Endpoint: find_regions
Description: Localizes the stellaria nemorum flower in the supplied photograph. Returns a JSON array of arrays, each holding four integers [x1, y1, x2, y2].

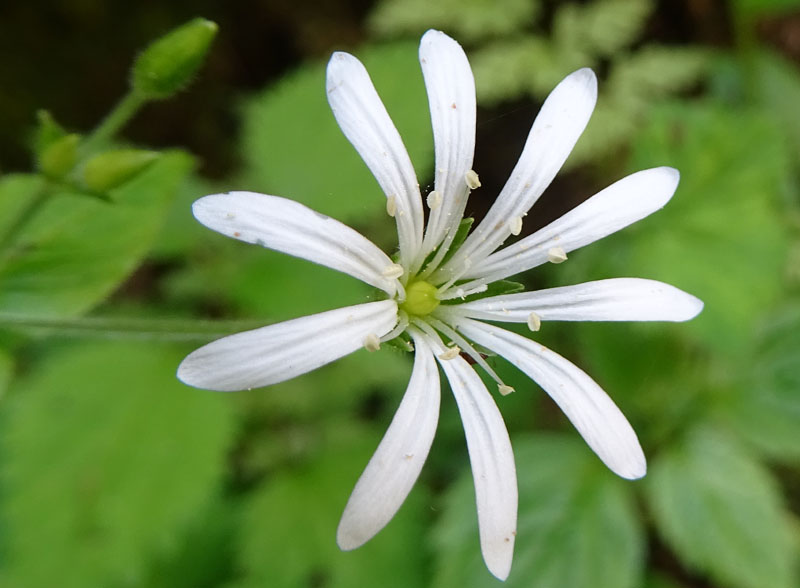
[[177, 30, 703, 580]]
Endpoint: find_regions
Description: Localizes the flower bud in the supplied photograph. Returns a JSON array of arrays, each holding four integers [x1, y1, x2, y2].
[[83, 149, 160, 193], [131, 18, 218, 100], [38, 133, 80, 179]]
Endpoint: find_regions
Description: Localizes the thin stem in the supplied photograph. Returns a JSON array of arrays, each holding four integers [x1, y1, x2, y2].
[[79, 91, 148, 158], [0, 313, 266, 343]]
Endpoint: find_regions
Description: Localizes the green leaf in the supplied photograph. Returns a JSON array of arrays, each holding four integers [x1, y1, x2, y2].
[[0, 347, 12, 400], [731, 0, 800, 17], [471, 36, 561, 104], [750, 49, 800, 161], [645, 428, 798, 588], [231, 432, 426, 588], [0, 341, 234, 588], [570, 47, 710, 168], [240, 40, 432, 225], [0, 174, 46, 245], [723, 305, 800, 460], [554, 0, 653, 59], [0, 151, 193, 318], [140, 499, 236, 588], [433, 434, 644, 587], [566, 102, 791, 356], [562, 322, 706, 448], [628, 104, 790, 354], [368, 0, 539, 42]]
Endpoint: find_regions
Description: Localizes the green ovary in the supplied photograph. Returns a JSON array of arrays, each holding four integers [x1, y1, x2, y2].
[[401, 280, 440, 317]]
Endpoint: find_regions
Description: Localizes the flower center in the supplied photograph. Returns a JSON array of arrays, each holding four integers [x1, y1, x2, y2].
[[400, 279, 440, 317]]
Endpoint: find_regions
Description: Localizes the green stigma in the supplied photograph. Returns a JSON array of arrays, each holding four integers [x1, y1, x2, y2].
[[401, 280, 440, 317]]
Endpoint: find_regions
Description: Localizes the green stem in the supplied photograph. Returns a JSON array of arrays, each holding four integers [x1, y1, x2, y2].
[[79, 91, 147, 158], [0, 313, 265, 343]]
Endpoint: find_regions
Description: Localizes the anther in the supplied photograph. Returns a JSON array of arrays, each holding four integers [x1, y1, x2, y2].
[[547, 246, 568, 264], [465, 170, 481, 189], [438, 345, 461, 360], [386, 195, 397, 217], [498, 384, 515, 396], [527, 311, 541, 332], [363, 333, 381, 352], [509, 216, 523, 236], [426, 190, 442, 210], [382, 263, 404, 279]]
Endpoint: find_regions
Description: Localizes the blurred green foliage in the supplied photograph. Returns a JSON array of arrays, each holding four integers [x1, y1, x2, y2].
[[0, 1, 799, 587]]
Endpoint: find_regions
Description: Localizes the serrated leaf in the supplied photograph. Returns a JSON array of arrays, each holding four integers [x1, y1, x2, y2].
[[645, 428, 797, 588], [240, 40, 432, 225], [554, 0, 653, 59], [0, 341, 234, 588], [433, 434, 644, 587], [0, 152, 193, 318], [723, 305, 800, 460], [569, 46, 710, 168], [471, 35, 581, 105], [231, 433, 426, 588], [368, 0, 539, 42]]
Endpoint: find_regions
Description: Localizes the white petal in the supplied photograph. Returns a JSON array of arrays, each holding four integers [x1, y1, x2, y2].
[[439, 68, 597, 278], [193, 192, 398, 295], [178, 300, 398, 391], [454, 278, 704, 323], [327, 52, 424, 267], [337, 333, 440, 549], [426, 330, 517, 580], [418, 30, 476, 261], [456, 318, 646, 480], [470, 167, 679, 283]]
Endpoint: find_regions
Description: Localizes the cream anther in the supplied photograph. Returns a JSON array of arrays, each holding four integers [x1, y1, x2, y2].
[[527, 311, 541, 332], [465, 170, 481, 189], [509, 216, 523, 236], [382, 263, 404, 279], [386, 195, 397, 217], [426, 190, 442, 210], [547, 246, 568, 264], [498, 384, 515, 396], [438, 345, 461, 360], [363, 333, 381, 352]]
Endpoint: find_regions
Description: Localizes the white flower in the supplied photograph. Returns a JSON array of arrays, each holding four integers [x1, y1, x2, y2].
[[178, 30, 703, 581]]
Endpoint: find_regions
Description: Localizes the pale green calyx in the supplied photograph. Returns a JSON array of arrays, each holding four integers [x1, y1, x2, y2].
[[401, 280, 440, 317], [131, 17, 218, 99]]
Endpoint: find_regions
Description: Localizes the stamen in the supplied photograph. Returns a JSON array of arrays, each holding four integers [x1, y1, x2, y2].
[[363, 333, 381, 352], [547, 246, 568, 264], [438, 282, 487, 301], [380, 311, 410, 343], [509, 216, 523, 236], [498, 384, 515, 396], [465, 170, 481, 189], [527, 311, 541, 332], [386, 195, 397, 217], [437, 258, 472, 295], [426, 190, 442, 210], [428, 317, 506, 388], [382, 263, 404, 279], [438, 345, 461, 360]]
